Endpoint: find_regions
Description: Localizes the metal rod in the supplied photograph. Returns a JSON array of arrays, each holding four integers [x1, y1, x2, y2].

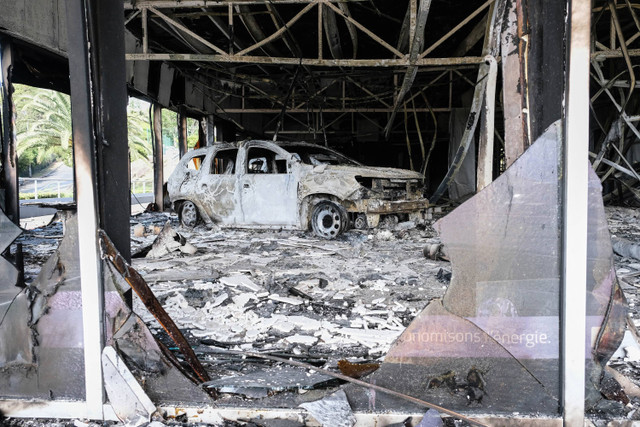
[[419, 0, 495, 59], [562, 0, 590, 424], [202, 347, 489, 427], [148, 6, 227, 55], [324, 1, 404, 58], [236, 3, 315, 56], [100, 231, 212, 386], [608, 0, 636, 108], [383, 0, 432, 138]]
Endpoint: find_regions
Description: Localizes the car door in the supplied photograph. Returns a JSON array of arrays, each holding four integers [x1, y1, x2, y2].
[[239, 143, 298, 226], [194, 147, 241, 225]]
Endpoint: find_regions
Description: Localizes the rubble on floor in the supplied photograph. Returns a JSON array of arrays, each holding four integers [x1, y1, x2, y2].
[[7, 191, 640, 424]]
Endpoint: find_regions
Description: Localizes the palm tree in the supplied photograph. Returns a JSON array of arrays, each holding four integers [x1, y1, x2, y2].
[[14, 85, 153, 172], [14, 85, 73, 168]]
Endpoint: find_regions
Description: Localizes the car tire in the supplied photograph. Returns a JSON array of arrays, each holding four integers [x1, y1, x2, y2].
[[180, 201, 199, 227], [311, 201, 347, 239]]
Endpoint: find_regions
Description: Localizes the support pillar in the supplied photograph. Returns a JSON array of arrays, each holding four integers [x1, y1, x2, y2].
[[178, 110, 188, 158], [65, 0, 130, 416], [153, 103, 164, 211], [205, 115, 215, 146], [528, 0, 565, 141], [501, 0, 530, 167], [562, 0, 590, 425], [1, 41, 19, 225]]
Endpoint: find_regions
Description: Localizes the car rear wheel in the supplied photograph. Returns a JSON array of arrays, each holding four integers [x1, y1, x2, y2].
[[180, 201, 199, 227], [311, 201, 347, 239]]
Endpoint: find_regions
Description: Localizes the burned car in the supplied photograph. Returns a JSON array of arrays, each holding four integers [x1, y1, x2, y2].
[[167, 140, 429, 238]]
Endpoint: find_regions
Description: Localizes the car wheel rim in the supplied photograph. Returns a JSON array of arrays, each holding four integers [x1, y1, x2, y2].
[[182, 202, 198, 227], [354, 214, 367, 230], [314, 204, 342, 238]]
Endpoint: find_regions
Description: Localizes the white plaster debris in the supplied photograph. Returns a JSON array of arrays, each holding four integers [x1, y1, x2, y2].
[[219, 274, 262, 292], [126, 217, 449, 359], [268, 294, 304, 305]]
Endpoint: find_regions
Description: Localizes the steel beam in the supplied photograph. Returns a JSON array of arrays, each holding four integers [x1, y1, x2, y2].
[[0, 41, 19, 225], [124, 0, 363, 8], [592, 47, 640, 58], [125, 53, 487, 67], [153, 103, 164, 211], [215, 107, 451, 113], [562, 0, 590, 425]]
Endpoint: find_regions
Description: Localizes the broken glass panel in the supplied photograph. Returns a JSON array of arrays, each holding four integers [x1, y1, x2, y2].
[[0, 212, 209, 405], [0, 212, 85, 399], [344, 120, 626, 414]]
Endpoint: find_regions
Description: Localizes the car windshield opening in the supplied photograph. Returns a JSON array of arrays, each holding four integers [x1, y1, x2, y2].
[[286, 145, 359, 166]]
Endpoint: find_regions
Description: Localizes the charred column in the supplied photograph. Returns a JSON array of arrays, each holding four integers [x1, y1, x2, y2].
[[1, 41, 19, 225], [66, 0, 131, 414], [528, 0, 566, 141], [178, 109, 188, 158], [153, 103, 164, 211], [205, 115, 215, 146]]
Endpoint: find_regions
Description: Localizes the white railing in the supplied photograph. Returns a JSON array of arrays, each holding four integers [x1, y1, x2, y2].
[[19, 178, 153, 200]]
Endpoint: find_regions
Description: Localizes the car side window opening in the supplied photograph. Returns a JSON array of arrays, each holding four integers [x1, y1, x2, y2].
[[210, 149, 238, 174], [187, 155, 206, 171], [246, 147, 286, 174]]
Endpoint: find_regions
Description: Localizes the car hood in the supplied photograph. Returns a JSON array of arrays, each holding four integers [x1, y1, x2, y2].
[[309, 164, 425, 180]]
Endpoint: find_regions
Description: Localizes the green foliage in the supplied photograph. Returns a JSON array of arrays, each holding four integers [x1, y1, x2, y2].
[[20, 191, 73, 200], [162, 109, 179, 147], [127, 98, 153, 163], [14, 85, 73, 171], [13, 85, 154, 175]]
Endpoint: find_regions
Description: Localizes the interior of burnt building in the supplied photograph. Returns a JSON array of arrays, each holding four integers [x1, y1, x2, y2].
[[1, 0, 640, 425]]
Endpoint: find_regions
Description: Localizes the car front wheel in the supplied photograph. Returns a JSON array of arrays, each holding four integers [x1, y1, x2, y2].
[[180, 201, 199, 227], [311, 201, 347, 239]]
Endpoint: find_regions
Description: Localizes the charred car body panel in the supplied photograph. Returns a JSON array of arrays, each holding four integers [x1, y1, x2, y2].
[[167, 140, 429, 236]]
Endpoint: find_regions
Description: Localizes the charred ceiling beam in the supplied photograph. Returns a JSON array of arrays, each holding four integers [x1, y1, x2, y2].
[[124, 0, 366, 9], [125, 53, 487, 67], [214, 107, 451, 113]]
